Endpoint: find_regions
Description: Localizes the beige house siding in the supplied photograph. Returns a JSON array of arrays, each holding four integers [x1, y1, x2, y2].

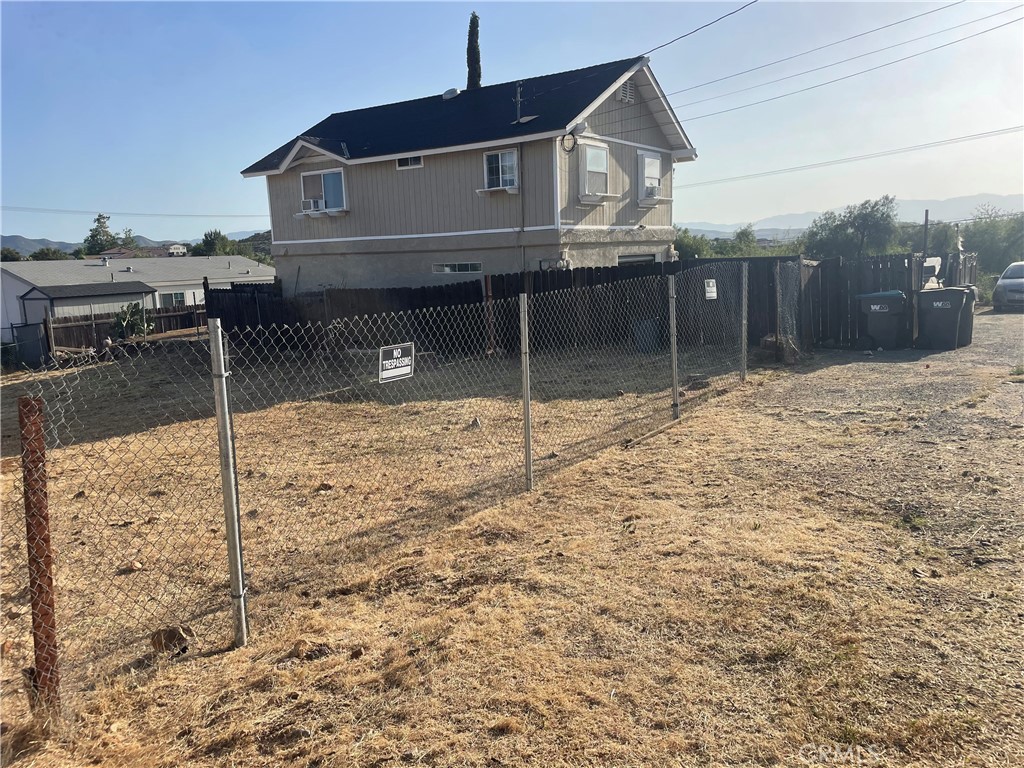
[[586, 88, 673, 148], [557, 139, 673, 229], [269, 142, 554, 244]]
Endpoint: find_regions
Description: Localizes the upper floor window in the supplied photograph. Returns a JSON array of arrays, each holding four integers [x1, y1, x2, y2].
[[637, 151, 664, 206], [583, 144, 609, 195], [484, 149, 518, 189], [301, 169, 345, 211], [396, 156, 423, 169]]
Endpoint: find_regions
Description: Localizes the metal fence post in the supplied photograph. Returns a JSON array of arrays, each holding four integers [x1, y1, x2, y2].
[[208, 318, 249, 648], [740, 261, 749, 383], [519, 290, 534, 491], [18, 396, 61, 724], [667, 273, 680, 419]]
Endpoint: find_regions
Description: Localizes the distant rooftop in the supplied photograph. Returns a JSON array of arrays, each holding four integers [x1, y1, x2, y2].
[[1, 255, 275, 288]]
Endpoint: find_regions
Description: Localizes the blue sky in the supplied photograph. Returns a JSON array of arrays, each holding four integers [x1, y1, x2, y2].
[[2, 1, 1021, 242]]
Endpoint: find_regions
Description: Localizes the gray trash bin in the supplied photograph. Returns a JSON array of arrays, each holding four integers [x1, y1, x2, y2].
[[856, 290, 908, 350]]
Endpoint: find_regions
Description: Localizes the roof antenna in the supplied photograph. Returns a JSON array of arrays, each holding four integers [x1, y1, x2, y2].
[[515, 80, 522, 123]]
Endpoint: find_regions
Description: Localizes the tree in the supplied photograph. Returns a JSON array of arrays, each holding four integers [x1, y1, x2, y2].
[[192, 229, 232, 257], [1, 247, 23, 261], [673, 227, 712, 259], [84, 213, 120, 255], [804, 196, 898, 260], [466, 12, 481, 90], [111, 302, 153, 340], [29, 247, 71, 261], [120, 228, 138, 250], [963, 206, 1024, 275]]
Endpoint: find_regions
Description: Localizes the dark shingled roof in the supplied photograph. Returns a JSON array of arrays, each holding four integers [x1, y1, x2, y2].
[[242, 57, 644, 175], [24, 282, 156, 299]]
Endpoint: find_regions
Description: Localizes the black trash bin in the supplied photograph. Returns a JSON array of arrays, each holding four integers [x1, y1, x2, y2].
[[916, 288, 969, 350], [856, 290, 908, 350], [955, 286, 977, 346]]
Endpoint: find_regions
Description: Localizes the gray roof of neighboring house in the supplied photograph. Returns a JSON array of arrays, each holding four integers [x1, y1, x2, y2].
[[22, 282, 157, 300], [1, 255, 275, 289]]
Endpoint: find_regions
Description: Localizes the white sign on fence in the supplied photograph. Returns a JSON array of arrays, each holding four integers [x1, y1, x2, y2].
[[704, 279, 718, 300], [378, 343, 415, 383]]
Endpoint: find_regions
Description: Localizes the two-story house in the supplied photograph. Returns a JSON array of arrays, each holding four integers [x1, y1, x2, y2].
[[242, 56, 696, 294]]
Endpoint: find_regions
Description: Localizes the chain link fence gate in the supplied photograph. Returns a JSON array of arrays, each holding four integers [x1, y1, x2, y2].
[[2, 258, 762, 724]]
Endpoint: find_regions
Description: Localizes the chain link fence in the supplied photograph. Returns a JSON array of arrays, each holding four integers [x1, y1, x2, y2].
[[2, 259, 771, 726], [1, 339, 227, 724]]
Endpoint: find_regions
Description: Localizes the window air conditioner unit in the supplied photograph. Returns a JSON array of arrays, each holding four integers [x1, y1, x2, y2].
[[302, 198, 324, 211], [644, 185, 662, 199]]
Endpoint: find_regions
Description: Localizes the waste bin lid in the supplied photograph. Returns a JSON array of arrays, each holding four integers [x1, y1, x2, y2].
[[856, 290, 906, 299]]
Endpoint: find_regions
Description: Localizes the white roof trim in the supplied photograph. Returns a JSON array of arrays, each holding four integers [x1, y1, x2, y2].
[[564, 57, 649, 132], [642, 64, 695, 153], [568, 61, 696, 157], [243, 131, 567, 176], [242, 139, 351, 178]]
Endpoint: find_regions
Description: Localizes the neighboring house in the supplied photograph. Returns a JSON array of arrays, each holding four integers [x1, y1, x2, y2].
[[168, 244, 188, 257], [0, 255, 275, 342], [242, 56, 696, 294], [100, 246, 175, 259]]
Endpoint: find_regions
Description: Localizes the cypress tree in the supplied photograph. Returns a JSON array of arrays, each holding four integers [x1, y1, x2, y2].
[[466, 12, 481, 90]]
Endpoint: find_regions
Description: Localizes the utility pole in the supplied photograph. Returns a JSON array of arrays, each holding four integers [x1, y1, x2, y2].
[[922, 209, 929, 259], [515, 81, 523, 124]]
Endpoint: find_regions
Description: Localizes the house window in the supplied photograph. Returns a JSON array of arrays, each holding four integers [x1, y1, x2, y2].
[[159, 292, 186, 308], [637, 151, 663, 204], [301, 169, 345, 211], [483, 149, 518, 189], [583, 145, 609, 195], [396, 156, 423, 169], [432, 262, 483, 274]]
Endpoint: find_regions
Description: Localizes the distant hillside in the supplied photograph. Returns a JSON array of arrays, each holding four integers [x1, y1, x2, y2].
[[237, 230, 271, 259], [2, 235, 80, 256], [3, 233, 182, 256]]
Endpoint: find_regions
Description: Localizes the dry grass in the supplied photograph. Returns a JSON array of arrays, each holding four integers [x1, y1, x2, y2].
[[1, 316, 1022, 767]]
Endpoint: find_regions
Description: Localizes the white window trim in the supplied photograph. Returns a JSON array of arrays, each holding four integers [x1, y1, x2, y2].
[[637, 150, 668, 208], [395, 156, 423, 170], [297, 167, 348, 217], [578, 140, 616, 205], [477, 148, 520, 195]]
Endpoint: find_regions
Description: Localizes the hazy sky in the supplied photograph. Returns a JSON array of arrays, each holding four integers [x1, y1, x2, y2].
[[2, 1, 1022, 242]]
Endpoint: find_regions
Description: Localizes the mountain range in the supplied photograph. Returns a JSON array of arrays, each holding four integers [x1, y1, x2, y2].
[[2, 231, 265, 256], [676, 193, 1023, 240]]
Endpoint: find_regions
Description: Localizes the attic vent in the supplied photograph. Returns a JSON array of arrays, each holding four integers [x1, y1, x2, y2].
[[442, 88, 461, 100], [617, 80, 636, 104]]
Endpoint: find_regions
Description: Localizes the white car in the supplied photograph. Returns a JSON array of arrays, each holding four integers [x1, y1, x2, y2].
[[992, 261, 1024, 312]]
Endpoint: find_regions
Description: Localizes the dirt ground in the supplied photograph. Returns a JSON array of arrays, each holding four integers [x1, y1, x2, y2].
[[2, 310, 1022, 767]]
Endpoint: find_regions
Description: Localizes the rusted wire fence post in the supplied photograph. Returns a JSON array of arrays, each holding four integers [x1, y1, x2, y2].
[[18, 396, 61, 724]]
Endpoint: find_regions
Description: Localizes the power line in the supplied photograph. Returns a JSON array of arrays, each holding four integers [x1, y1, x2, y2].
[[671, 0, 967, 95], [530, 0, 762, 100], [578, 0, 978, 124], [641, 0, 760, 56], [2, 206, 269, 218], [680, 17, 1022, 122], [673, 126, 1024, 189], [675, 5, 1020, 110]]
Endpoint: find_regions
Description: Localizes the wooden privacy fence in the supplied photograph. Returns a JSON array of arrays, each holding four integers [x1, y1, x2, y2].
[[800, 254, 925, 348], [49, 305, 208, 350], [206, 257, 804, 352]]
